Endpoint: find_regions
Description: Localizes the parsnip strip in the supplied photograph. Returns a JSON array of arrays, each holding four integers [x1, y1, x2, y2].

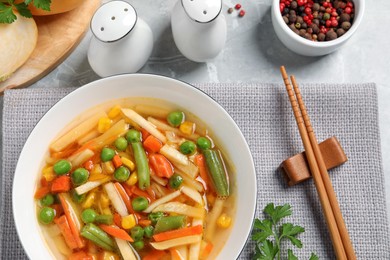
[[104, 182, 129, 216], [205, 198, 225, 241], [88, 119, 129, 151], [77, 129, 100, 145], [189, 218, 204, 260], [181, 186, 203, 205], [153, 202, 205, 219], [160, 144, 189, 166], [148, 117, 200, 141], [69, 149, 94, 167], [143, 190, 181, 213], [150, 235, 201, 250], [175, 171, 204, 193], [122, 109, 167, 143], [173, 160, 199, 179], [75, 177, 110, 195], [115, 238, 138, 260], [50, 111, 106, 152]]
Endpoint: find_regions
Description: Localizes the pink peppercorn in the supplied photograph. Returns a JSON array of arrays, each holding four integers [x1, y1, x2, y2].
[[239, 9, 245, 17], [331, 19, 338, 27], [235, 3, 241, 10], [345, 7, 352, 14]]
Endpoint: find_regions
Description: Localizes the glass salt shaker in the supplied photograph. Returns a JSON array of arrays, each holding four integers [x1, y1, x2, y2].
[[88, 1, 153, 77], [171, 0, 227, 62]]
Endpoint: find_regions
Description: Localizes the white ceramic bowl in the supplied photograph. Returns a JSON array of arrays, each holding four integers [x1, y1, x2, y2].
[[12, 74, 257, 259], [271, 0, 365, 56]]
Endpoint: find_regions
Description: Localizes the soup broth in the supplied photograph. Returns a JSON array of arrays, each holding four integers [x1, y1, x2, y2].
[[34, 98, 236, 260]]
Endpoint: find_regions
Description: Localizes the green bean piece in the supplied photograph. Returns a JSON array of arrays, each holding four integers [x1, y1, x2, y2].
[[197, 137, 212, 150], [53, 159, 72, 175], [81, 209, 97, 223], [148, 212, 165, 225], [132, 240, 144, 251], [154, 215, 186, 234], [81, 223, 115, 251], [179, 141, 196, 155], [71, 168, 89, 186], [131, 142, 150, 190], [101, 147, 115, 162], [71, 189, 86, 203], [115, 137, 128, 151], [167, 111, 184, 127], [144, 225, 154, 238], [132, 196, 149, 212], [130, 225, 145, 241], [203, 149, 230, 197], [40, 194, 55, 206], [95, 214, 114, 225], [39, 207, 56, 224], [169, 174, 183, 189], [114, 166, 130, 182], [126, 129, 142, 143]]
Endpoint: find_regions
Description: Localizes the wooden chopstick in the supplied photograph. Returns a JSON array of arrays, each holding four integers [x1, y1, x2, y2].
[[280, 66, 348, 260], [290, 75, 356, 260]]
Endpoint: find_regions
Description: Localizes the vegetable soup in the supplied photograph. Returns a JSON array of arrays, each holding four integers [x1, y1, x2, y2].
[[34, 98, 236, 260]]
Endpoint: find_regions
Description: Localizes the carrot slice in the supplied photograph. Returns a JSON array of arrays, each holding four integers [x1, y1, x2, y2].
[[58, 193, 86, 249], [114, 182, 135, 214], [51, 143, 79, 159], [34, 186, 51, 199], [148, 154, 174, 178], [51, 204, 64, 218], [112, 154, 123, 168], [143, 250, 168, 260], [113, 213, 122, 228], [138, 219, 152, 227], [143, 135, 163, 153], [152, 225, 203, 242], [83, 160, 94, 171], [99, 224, 134, 242], [200, 241, 214, 259], [68, 250, 93, 260], [51, 176, 72, 193], [170, 248, 184, 260], [141, 128, 151, 142], [130, 185, 154, 202], [54, 215, 78, 250], [194, 154, 211, 191]]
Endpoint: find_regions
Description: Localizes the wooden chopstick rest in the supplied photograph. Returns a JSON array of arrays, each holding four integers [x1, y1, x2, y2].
[[280, 136, 348, 186]]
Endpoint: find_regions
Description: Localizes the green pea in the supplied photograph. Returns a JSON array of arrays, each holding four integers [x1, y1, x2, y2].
[[40, 194, 54, 206], [53, 159, 72, 175], [71, 189, 86, 203], [148, 212, 164, 225], [39, 207, 55, 224], [114, 166, 130, 182], [115, 137, 128, 151], [179, 141, 196, 155], [132, 240, 144, 251], [169, 174, 183, 189], [132, 196, 149, 212], [144, 226, 154, 238], [167, 111, 184, 127], [126, 129, 141, 143], [197, 137, 211, 150], [71, 168, 89, 186], [81, 208, 97, 223], [101, 147, 115, 162], [130, 226, 144, 241]]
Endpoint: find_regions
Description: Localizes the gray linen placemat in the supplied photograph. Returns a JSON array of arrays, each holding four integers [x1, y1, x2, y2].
[[1, 83, 389, 259]]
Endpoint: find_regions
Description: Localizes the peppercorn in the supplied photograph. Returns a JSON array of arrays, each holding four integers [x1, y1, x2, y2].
[[318, 32, 325, 41], [289, 14, 297, 23], [313, 3, 320, 11], [291, 1, 298, 9], [227, 7, 234, 14], [341, 21, 351, 30], [283, 16, 289, 24], [239, 10, 245, 17], [296, 16, 303, 24], [323, 13, 330, 20], [235, 3, 241, 10], [326, 30, 337, 41], [301, 22, 307, 29], [310, 23, 319, 34], [283, 7, 289, 15], [312, 18, 320, 26], [339, 13, 350, 23], [290, 10, 296, 16], [336, 28, 346, 37], [295, 22, 301, 29]]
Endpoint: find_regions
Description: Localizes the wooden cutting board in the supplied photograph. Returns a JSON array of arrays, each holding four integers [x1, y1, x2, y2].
[[0, 0, 101, 94]]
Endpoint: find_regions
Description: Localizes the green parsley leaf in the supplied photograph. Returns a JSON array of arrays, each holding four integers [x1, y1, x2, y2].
[[258, 240, 279, 260], [252, 219, 273, 242], [14, 2, 32, 18], [309, 253, 319, 260], [0, 3, 17, 24], [287, 249, 298, 260], [280, 223, 305, 248], [264, 203, 292, 225], [32, 0, 51, 11]]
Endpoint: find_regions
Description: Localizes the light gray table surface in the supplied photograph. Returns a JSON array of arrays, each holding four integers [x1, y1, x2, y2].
[[1, 0, 390, 233]]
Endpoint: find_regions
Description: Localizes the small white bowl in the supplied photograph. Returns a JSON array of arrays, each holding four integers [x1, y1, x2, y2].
[[12, 74, 257, 259], [271, 0, 365, 56]]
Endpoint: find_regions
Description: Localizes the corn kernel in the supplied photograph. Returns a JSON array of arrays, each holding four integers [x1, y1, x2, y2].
[[126, 171, 138, 186], [89, 164, 107, 181], [82, 192, 96, 209], [102, 161, 115, 174], [101, 251, 121, 260], [100, 192, 110, 208], [108, 105, 122, 119], [121, 157, 135, 171], [206, 193, 216, 205], [217, 213, 232, 229], [102, 207, 112, 215], [98, 117, 112, 133], [121, 214, 137, 230], [42, 166, 56, 182], [179, 121, 195, 135]]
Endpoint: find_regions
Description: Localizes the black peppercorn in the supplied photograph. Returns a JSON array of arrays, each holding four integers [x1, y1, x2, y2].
[[318, 32, 326, 41], [336, 28, 346, 37], [339, 13, 350, 23], [341, 21, 351, 30], [326, 30, 338, 41]]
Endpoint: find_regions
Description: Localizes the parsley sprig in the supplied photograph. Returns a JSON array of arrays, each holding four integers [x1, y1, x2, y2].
[[0, 0, 51, 24], [252, 203, 319, 260]]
